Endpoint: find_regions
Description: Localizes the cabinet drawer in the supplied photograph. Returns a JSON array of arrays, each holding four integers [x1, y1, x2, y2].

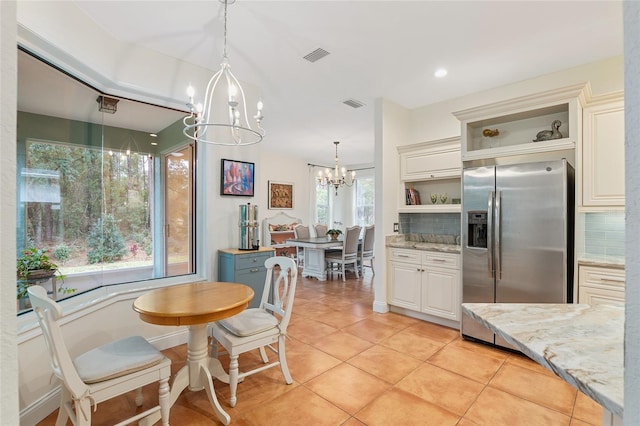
[[388, 248, 421, 263], [235, 253, 272, 270], [579, 266, 625, 289], [422, 252, 459, 269]]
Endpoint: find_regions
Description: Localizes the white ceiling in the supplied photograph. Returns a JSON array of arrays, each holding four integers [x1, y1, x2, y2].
[[52, 1, 625, 166]]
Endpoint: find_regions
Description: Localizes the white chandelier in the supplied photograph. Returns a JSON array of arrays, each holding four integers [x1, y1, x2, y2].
[[183, 0, 264, 146], [317, 141, 356, 195]]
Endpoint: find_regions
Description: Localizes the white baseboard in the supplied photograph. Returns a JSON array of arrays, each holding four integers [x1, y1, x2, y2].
[[19, 329, 189, 426], [389, 305, 460, 330], [372, 300, 389, 313]]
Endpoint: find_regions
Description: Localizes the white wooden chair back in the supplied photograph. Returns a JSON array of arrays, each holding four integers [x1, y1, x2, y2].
[[314, 224, 328, 237], [261, 256, 298, 333], [362, 225, 375, 255], [343, 225, 362, 260], [28, 285, 89, 401], [293, 225, 310, 239]]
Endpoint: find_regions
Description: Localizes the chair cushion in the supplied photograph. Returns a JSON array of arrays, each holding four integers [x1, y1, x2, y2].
[[219, 308, 279, 337], [74, 335, 164, 384]]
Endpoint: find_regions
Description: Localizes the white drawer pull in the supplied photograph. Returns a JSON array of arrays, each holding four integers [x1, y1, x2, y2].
[[397, 254, 411, 258], [431, 258, 446, 262]]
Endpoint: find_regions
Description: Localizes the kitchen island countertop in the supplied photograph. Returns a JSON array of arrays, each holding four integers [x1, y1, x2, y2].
[[462, 303, 623, 419]]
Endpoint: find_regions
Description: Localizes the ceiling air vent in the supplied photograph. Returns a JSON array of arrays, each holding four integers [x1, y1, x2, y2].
[[303, 48, 330, 63], [342, 99, 365, 109]]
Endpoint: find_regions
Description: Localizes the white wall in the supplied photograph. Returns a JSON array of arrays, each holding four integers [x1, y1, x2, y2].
[[258, 150, 311, 228], [1, 1, 19, 424]]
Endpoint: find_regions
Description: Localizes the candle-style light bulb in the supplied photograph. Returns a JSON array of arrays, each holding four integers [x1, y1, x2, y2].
[[257, 100, 263, 111], [186, 85, 195, 98]]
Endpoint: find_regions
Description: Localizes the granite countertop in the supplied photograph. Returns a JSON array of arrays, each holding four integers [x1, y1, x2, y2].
[[385, 234, 461, 254], [578, 256, 625, 269], [462, 303, 623, 418]]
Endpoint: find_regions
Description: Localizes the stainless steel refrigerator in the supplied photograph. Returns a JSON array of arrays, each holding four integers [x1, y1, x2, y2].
[[461, 159, 574, 348]]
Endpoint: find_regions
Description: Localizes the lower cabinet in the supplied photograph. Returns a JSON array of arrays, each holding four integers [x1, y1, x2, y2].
[[387, 248, 461, 322], [218, 248, 275, 308], [578, 265, 625, 306]]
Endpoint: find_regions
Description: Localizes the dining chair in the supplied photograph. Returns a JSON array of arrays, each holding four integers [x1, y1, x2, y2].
[[325, 225, 362, 282], [359, 225, 375, 276], [209, 256, 298, 407], [293, 224, 310, 267], [27, 285, 171, 426], [314, 224, 328, 238]]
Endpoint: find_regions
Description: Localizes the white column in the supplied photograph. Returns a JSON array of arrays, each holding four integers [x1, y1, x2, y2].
[[624, 3, 640, 426]]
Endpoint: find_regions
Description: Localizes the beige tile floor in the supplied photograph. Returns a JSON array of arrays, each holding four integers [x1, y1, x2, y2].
[[38, 270, 603, 425]]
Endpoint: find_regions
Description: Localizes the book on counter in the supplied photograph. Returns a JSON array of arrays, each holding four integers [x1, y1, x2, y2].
[[405, 188, 421, 205]]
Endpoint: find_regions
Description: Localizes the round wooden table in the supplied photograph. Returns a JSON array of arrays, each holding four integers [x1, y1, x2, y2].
[[133, 282, 254, 426]]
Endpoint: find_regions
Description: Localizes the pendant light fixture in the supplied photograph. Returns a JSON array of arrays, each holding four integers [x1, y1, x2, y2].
[[183, 0, 264, 146], [317, 141, 356, 195]]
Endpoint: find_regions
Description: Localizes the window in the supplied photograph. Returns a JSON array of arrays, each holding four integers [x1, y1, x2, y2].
[[315, 181, 330, 225], [16, 48, 193, 312], [355, 175, 375, 227]]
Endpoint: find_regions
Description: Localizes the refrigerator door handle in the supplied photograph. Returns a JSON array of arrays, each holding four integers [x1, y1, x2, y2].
[[487, 191, 494, 278], [495, 190, 502, 281]]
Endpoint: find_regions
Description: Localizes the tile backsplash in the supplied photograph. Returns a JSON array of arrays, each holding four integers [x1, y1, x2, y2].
[[399, 213, 461, 238], [581, 211, 625, 259]]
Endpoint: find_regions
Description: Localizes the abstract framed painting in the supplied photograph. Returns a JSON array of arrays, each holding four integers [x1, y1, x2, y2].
[[221, 159, 255, 196]]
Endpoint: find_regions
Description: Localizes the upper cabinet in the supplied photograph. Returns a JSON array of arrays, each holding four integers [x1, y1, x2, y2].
[[453, 83, 588, 162], [397, 137, 461, 213], [580, 93, 625, 208]]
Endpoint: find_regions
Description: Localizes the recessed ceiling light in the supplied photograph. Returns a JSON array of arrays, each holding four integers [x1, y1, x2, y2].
[[434, 68, 448, 78], [150, 142, 158, 146], [150, 133, 158, 137]]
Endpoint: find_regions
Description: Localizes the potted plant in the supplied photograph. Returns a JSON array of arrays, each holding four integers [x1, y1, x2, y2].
[[16, 247, 67, 300], [326, 229, 343, 240]]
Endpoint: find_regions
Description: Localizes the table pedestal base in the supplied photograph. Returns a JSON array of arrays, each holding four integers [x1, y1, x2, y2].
[[140, 324, 230, 426]]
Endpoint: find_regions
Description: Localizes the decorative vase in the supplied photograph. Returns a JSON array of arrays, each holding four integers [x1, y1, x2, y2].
[[330, 234, 339, 240]]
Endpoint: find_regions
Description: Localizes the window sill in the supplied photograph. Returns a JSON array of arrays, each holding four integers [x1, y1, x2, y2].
[[17, 274, 204, 341]]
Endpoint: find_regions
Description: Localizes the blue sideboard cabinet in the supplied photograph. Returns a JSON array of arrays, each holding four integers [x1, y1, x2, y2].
[[218, 247, 275, 308]]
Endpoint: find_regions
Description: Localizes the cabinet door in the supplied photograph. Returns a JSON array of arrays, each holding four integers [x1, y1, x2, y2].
[[399, 139, 460, 181], [582, 99, 625, 207], [387, 260, 422, 311], [421, 267, 460, 321]]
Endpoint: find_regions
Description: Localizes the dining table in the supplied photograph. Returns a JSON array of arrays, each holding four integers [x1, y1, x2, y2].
[[286, 237, 343, 280], [133, 281, 254, 426]]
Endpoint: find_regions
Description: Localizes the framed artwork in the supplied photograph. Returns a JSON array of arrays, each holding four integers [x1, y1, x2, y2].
[[268, 181, 294, 209], [220, 159, 255, 196]]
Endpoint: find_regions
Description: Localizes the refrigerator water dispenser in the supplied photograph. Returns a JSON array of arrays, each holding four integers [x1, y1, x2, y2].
[[467, 211, 487, 248]]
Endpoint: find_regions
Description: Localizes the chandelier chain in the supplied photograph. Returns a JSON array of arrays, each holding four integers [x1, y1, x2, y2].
[[223, 0, 228, 59]]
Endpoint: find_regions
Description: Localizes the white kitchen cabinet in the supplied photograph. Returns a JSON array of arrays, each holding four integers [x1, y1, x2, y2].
[[581, 94, 625, 207], [453, 83, 586, 162], [399, 137, 460, 181], [578, 265, 625, 306], [387, 248, 461, 322], [397, 138, 462, 213]]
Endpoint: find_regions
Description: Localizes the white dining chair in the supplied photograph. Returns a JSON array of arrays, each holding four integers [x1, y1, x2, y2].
[[359, 225, 375, 276], [27, 285, 171, 426], [293, 224, 310, 267], [209, 256, 298, 408], [314, 224, 328, 237], [325, 225, 362, 282]]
